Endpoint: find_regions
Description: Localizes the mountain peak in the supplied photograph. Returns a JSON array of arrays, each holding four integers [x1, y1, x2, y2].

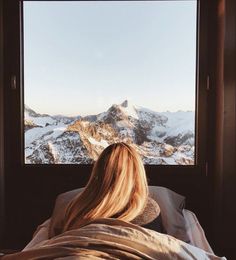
[[120, 99, 135, 108], [118, 100, 138, 119], [121, 100, 129, 107]]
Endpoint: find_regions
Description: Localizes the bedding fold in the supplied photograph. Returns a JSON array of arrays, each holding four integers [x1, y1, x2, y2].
[[2, 218, 226, 260]]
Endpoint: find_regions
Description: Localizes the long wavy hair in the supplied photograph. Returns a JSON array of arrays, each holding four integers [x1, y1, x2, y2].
[[62, 142, 148, 233]]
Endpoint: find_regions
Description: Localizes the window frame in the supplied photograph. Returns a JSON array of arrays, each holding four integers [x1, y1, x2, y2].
[[3, 0, 209, 179]]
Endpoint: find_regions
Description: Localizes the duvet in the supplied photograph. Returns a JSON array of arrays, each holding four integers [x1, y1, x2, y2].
[[2, 218, 226, 260]]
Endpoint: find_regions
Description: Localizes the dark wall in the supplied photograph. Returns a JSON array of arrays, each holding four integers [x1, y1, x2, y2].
[[207, 0, 236, 258], [0, 0, 5, 245], [219, 0, 236, 257]]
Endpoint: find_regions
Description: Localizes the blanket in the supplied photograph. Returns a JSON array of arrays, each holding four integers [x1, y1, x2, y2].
[[2, 219, 226, 260]]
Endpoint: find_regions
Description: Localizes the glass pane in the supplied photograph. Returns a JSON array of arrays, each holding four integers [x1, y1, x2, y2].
[[24, 1, 197, 165]]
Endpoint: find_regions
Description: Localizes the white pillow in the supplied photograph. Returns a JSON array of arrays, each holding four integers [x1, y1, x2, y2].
[[49, 186, 189, 242], [148, 186, 189, 242]]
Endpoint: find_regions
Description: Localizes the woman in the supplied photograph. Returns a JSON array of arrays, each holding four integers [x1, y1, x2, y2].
[[49, 142, 163, 238]]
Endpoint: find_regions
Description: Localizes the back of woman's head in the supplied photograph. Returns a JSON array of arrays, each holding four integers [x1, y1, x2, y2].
[[61, 142, 148, 234]]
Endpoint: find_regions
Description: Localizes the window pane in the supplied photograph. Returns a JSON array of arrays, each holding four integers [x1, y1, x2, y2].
[[24, 1, 197, 165]]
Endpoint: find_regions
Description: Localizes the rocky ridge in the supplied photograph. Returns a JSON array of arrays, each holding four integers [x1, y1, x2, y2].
[[24, 101, 195, 165]]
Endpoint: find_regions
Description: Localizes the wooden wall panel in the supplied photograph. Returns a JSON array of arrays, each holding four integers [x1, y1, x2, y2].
[[0, 0, 5, 245]]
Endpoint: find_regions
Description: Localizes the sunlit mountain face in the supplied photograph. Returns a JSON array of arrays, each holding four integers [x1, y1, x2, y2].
[[24, 100, 195, 165]]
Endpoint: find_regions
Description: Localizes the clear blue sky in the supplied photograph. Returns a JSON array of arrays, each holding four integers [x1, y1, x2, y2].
[[24, 1, 197, 116]]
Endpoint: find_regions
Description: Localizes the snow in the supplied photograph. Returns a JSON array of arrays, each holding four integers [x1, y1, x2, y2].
[[120, 106, 138, 119], [119, 102, 139, 119], [161, 111, 194, 136], [24, 102, 195, 165], [25, 124, 67, 147], [148, 125, 167, 141], [162, 157, 176, 164], [25, 112, 57, 127], [148, 111, 194, 141], [116, 119, 135, 129], [25, 147, 34, 157], [97, 111, 107, 121], [48, 141, 59, 163], [136, 106, 160, 116], [88, 137, 109, 148]]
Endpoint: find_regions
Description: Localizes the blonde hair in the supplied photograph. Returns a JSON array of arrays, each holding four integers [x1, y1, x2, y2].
[[62, 142, 148, 233]]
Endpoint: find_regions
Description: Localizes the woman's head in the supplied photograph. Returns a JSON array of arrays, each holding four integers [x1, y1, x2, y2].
[[62, 142, 148, 233]]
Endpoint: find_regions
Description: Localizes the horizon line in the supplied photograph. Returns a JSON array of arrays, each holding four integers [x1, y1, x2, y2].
[[25, 102, 195, 117]]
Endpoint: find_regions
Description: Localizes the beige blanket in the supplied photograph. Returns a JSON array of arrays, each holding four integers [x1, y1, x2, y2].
[[2, 219, 226, 260]]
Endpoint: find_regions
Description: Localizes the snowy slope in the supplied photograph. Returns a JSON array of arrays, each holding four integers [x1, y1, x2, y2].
[[24, 101, 195, 165], [25, 106, 57, 127]]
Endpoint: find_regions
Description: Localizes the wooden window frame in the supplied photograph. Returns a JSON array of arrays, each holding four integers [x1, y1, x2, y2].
[[3, 0, 209, 183]]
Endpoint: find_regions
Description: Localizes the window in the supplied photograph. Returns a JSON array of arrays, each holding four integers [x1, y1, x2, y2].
[[23, 1, 197, 165], [4, 0, 208, 175]]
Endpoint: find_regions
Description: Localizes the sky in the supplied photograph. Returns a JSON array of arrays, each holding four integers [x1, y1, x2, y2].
[[24, 1, 197, 116]]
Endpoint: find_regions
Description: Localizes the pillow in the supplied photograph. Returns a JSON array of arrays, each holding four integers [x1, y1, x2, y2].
[[148, 186, 189, 242], [49, 186, 189, 242]]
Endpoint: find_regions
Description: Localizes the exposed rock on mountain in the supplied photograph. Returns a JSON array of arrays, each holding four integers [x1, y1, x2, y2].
[[24, 101, 195, 165], [67, 120, 120, 161], [24, 119, 41, 132], [164, 131, 194, 146]]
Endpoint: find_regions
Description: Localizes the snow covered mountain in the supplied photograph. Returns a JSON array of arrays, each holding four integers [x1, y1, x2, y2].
[[25, 105, 57, 127], [24, 101, 195, 165]]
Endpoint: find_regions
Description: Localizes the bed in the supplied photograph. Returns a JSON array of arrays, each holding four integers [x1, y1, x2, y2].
[[1, 186, 226, 259]]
